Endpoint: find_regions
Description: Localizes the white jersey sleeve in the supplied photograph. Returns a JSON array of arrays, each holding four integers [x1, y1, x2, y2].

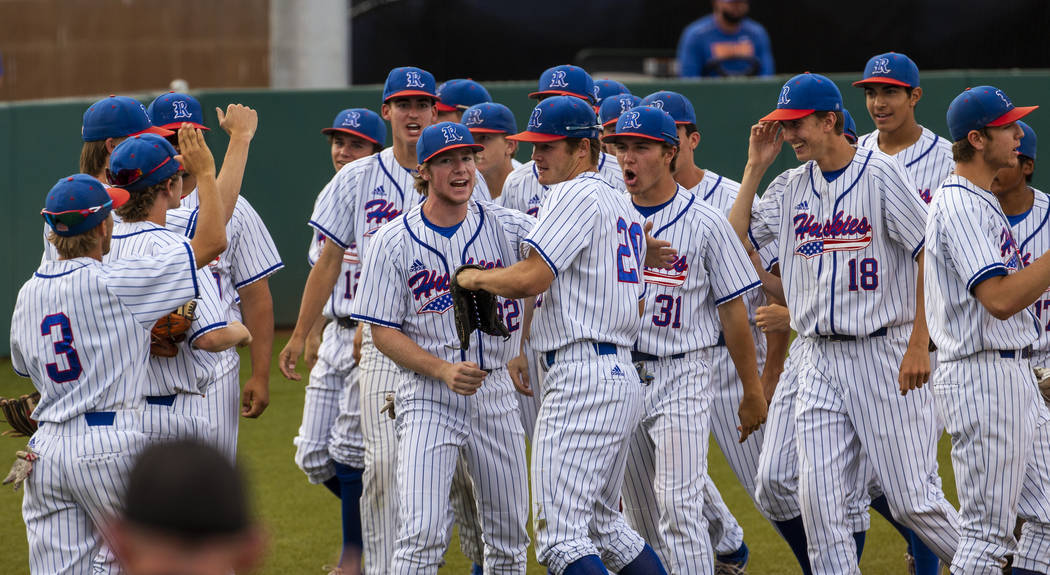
[[228, 198, 284, 289], [877, 155, 929, 258], [103, 242, 201, 329], [309, 163, 361, 250], [523, 181, 597, 274], [1011, 189, 1050, 357], [749, 172, 789, 249], [351, 220, 408, 329]]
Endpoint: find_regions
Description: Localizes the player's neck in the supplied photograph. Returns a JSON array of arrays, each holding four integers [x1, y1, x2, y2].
[[481, 163, 513, 200], [392, 140, 417, 171], [673, 161, 705, 190], [146, 202, 168, 228], [715, 13, 742, 33], [634, 173, 678, 207], [565, 160, 599, 183], [877, 121, 923, 155], [421, 196, 467, 227], [955, 160, 999, 192], [815, 138, 857, 173], [997, 185, 1034, 216]]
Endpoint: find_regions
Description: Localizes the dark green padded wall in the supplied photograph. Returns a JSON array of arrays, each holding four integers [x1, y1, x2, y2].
[[1, 71, 1047, 351]]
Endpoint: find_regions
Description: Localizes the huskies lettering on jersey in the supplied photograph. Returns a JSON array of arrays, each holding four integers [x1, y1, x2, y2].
[[793, 211, 872, 258], [643, 255, 689, 287], [172, 100, 191, 120], [548, 70, 569, 88], [342, 111, 361, 128], [364, 199, 402, 224], [918, 188, 932, 204], [1001, 227, 1022, 270], [408, 257, 504, 314], [871, 58, 892, 75]]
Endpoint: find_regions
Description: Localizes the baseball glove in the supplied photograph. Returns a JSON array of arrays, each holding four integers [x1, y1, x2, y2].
[[1035, 367, 1050, 406], [150, 300, 197, 358], [380, 392, 396, 420], [2, 446, 36, 491], [450, 265, 511, 350], [0, 392, 40, 437]]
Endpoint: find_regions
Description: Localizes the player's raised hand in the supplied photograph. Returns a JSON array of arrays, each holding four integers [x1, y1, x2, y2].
[[898, 344, 931, 395], [216, 104, 258, 140], [755, 304, 791, 333], [173, 125, 216, 178], [279, 337, 305, 381], [441, 361, 487, 396], [643, 221, 677, 269], [737, 391, 767, 443], [507, 354, 532, 396], [746, 121, 784, 169]]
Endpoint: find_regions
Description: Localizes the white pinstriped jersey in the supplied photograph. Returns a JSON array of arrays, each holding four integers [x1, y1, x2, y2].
[[858, 126, 954, 205], [496, 152, 625, 216], [1011, 188, 1050, 355], [525, 172, 646, 351], [351, 200, 533, 370], [925, 174, 1041, 360], [106, 221, 227, 395], [636, 187, 761, 355], [10, 243, 199, 423], [167, 193, 284, 372], [309, 148, 490, 260], [307, 232, 359, 320], [749, 148, 928, 337]]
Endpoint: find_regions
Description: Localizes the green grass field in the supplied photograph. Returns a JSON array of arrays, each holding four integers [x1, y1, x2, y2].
[[0, 334, 959, 574]]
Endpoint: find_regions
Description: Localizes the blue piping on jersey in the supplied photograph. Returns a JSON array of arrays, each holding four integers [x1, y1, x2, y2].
[[808, 164, 820, 199], [715, 280, 762, 306], [522, 239, 558, 277], [653, 187, 693, 237], [765, 257, 779, 272], [404, 213, 464, 362], [703, 175, 722, 202], [376, 153, 407, 203], [112, 227, 167, 240], [832, 150, 873, 213], [183, 243, 200, 298], [598, 152, 606, 172], [941, 183, 1011, 227], [186, 207, 199, 238], [350, 313, 401, 329], [309, 220, 350, 250], [1019, 192, 1050, 254], [905, 134, 938, 168], [966, 263, 1008, 292], [531, 164, 550, 191], [34, 262, 90, 279], [911, 238, 926, 261], [188, 321, 228, 344], [747, 228, 760, 251], [12, 367, 28, 378], [234, 262, 285, 289]]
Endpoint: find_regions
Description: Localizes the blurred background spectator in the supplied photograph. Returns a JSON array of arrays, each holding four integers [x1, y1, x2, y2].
[[676, 0, 774, 78]]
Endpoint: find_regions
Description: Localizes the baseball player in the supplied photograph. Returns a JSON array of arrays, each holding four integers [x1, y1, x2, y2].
[[854, 53, 954, 206], [436, 78, 493, 123], [278, 66, 486, 574], [456, 95, 674, 574], [106, 133, 252, 444], [351, 121, 531, 574], [154, 95, 282, 460], [606, 106, 767, 574], [599, 93, 642, 154], [463, 102, 520, 199], [727, 73, 961, 573], [293, 107, 385, 573], [928, 87, 1050, 574], [10, 125, 228, 574]]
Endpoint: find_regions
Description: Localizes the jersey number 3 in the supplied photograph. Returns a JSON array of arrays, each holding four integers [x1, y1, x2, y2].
[[41, 313, 82, 383], [616, 218, 644, 283]]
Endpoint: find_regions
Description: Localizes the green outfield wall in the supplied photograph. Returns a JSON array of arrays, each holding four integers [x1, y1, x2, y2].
[[1, 70, 1047, 352]]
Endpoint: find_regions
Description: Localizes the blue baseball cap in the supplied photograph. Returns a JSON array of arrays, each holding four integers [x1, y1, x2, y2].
[[416, 122, 484, 164], [508, 96, 600, 143], [82, 96, 174, 142], [1018, 120, 1037, 160], [107, 134, 182, 192], [598, 94, 642, 127], [604, 106, 679, 147], [947, 85, 1038, 142], [322, 108, 386, 146], [147, 92, 209, 131], [843, 109, 858, 143], [42, 174, 129, 237], [436, 79, 492, 112], [529, 65, 595, 103], [853, 52, 920, 89], [762, 73, 843, 122], [462, 103, 517, 135], [593, 79, 631, 106], [382, 66, 438, 103], [640, 91, 697, 125]]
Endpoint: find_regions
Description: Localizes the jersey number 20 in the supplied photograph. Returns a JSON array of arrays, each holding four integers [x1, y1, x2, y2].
[[616, 218, 644, 283], [41, 313, 82, 383]]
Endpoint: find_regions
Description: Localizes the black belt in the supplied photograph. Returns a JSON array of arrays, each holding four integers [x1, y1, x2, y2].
[[820, 327, 888, 342], [997, 347, 1032, 359], [84, 412, 116, 426], [631, 351, 686, 362], [145, 395, 177, 407], [337, 316, 358, 330], [545, 342, 617, 368]]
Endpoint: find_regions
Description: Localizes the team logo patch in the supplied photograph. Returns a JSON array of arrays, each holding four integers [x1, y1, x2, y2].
[[405, 71, 424, 88], [995, 89, 1012, 107], [139, 104, 150, 121], [371, 184, 386, 197], [548, 70, 569, 89], [364, 199, 401, 224], [528, 108, 543, 130], [778, 86, 791, 106], [1001, 228, 1022, 270], [643, 255, 688, 287], [918, 188, 932, 204], [620, 98, 634, 114], [649, 99, 665, 110], [592, 85, 600, 99], [871, 58, 892, 75], [442, 125, 463, 144], [172, 100, 191, 120], [342, 111, 361, 128], [619, 110, 642, 130], [463, 108, 483, 126], [793, 210, 872, 258], [610, 365, 625, 377], [795, 200, 809, 211]]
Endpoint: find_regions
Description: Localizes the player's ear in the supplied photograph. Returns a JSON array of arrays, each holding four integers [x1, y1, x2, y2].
[[418, 164, 430, 181], [380, 103, 392, 121], [690, 130, 701, 149], [506, 138, 518, 157], [966, 129, 985, 151], [910, 87, 922, 108], [1022, 158, 1035, 178]]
